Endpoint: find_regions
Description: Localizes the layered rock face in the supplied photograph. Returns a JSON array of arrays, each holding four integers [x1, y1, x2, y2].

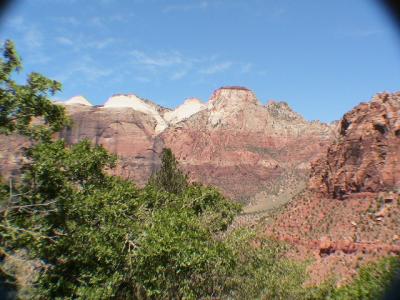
[[309, 92, 400, 198], [103, 94, 168, 133], [58, 98, 163, 185], [161, 87, 333, 201], [0, 88, 334, 202]]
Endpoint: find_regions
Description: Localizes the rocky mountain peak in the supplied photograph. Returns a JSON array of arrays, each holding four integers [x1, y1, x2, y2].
[[164, 98, 206, 124], [208, 86, 259, 110], [65, 96, 93, 106], [205, 87, 262, 128], [104, 94, 144, 108], [265, 100, 304, 122], [183, 97, 204, 105], [103, 94, 168, 133]]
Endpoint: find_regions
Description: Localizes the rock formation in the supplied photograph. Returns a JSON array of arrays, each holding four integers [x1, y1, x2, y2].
[[164, 98, 206, 124], [309, 92, 400, 198], [161, 87, 333, 201], [58, 103, 163, 185], [65, 96, 93, 106], [103, 94, 168, 133]]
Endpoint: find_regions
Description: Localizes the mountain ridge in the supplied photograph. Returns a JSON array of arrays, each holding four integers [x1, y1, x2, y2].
[[1, 86, 334, 203]]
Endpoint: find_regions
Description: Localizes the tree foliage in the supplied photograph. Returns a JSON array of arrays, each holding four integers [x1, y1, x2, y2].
[[0, 39, 69, 140], [0, 139, 241, 299], [0, 139, 310, 299], [147, 148, 188, 195], [326, 256, 400, 300]]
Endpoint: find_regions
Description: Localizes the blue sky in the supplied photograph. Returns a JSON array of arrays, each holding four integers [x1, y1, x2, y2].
[[1, 0, 399, 122]]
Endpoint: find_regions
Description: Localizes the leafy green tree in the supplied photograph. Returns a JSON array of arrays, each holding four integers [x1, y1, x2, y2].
[[0, 38, 70, 206], [132, 208, 236, 299], [0, 39, 69, 140], [181, 183, 241, 232], [0, 140, 240, 299], [1, 140, 138, 299], [0, 39, 70, 298]]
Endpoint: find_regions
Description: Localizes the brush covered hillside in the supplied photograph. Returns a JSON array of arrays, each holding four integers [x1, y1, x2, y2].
[[266, 92, 400, 285]]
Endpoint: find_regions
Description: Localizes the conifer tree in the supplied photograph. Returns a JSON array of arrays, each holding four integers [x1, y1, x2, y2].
[[148, 148, 188, 195]]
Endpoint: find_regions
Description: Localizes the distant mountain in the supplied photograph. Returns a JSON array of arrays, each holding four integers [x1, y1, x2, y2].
[[161, 87, 333, 202]]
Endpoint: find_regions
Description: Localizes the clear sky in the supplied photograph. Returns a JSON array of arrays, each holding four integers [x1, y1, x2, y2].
[[1, 0, 399, 122]]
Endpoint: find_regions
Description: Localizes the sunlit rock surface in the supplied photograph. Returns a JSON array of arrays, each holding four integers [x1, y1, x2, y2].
[[65, 96, 93, 106], [164, 98, 206, 124]]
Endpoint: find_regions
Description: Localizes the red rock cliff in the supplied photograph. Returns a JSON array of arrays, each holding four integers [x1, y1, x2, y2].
[[161, 87, 333, 201], [309, 92, 400, 198]]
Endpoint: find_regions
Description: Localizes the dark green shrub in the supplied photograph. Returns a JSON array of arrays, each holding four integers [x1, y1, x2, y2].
[[147, 148, 188, 195], [328, 256, 400, 300]]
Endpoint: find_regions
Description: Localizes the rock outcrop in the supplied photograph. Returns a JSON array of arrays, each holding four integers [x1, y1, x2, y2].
[[103, 94, 169, 133], [309, 92, 400, 198]]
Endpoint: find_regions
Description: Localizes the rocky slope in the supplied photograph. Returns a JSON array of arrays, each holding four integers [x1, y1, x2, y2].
[[0, 88, 334, 203], [266, 91, 400, 284]]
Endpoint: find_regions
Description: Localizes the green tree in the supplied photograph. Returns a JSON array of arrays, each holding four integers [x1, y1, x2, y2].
[[0, 39, 69, 298], [1, 140, 137, 299], [0, 39, 69, 140], [1, 140, 242, 299], [148, 148, 188, 195], [132, 208, 236, 299], [326, 256, 400, 300]]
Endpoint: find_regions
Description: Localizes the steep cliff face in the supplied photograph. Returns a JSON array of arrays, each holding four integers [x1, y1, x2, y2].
[[309, 92, 400, 198], [58, 104, 162, 185], [103, 94, 169, 133], [161, 87, 333, 201]]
